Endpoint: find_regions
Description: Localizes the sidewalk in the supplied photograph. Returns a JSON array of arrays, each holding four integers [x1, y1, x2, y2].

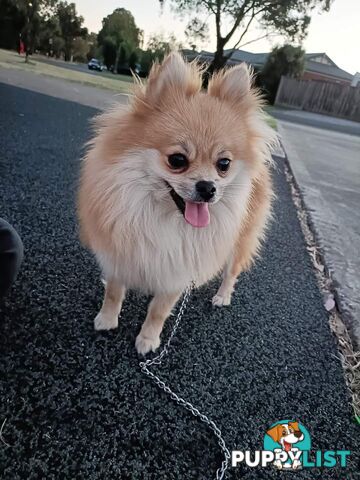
[[0, 77, 359, 479]]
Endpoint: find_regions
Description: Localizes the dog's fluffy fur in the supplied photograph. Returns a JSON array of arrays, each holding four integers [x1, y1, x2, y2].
[[78, 52, 277, 355]]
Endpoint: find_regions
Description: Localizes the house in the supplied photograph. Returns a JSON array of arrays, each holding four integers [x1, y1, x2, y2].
[[302, 53, 353, 85], [351, 72, 360, 87], [184, 49, 354, 85]]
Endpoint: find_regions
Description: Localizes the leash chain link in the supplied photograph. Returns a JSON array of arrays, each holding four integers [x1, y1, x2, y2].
[[139, 281, 231, 480]]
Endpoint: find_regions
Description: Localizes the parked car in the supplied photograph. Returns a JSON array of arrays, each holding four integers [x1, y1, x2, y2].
[[88, 59, 104, 72], [117, 62, 142, 76]]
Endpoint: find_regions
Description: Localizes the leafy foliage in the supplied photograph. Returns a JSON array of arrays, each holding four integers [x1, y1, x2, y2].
[[56, 2, 87, 61], [140, 33, 183, 75], [184, 18, 209, 51], [101, 36, 117, 70], [161, 0, 332, 71], [0, 0, 91, 62], [97, 8, 143, 71], [260, 44, 305, 103]]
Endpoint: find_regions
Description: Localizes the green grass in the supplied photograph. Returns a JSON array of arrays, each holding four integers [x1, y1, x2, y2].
[[0, 49, 134, 94], [264, 105, 277, 130]]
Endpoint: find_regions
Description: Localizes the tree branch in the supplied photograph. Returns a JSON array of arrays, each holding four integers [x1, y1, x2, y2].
[[237, 32, 277, 49], [224, 3, 271, 60], [215, 0, 222, 43], [223, 0, 255, 44]]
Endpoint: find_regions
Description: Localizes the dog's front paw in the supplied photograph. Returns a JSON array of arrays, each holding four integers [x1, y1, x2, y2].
[[94, 311, 118, 331], [212, 292, 232, 307], [135, 333, 160, 355]]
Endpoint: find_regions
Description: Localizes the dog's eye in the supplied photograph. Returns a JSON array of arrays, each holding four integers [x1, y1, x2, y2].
[[168, 153, 188, 171], [217, 158, 231, 173]]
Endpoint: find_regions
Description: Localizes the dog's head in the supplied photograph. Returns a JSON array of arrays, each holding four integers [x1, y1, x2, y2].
[[121, 52, 276, 227], [94, 53, 276, 229], [266, 422, 304, 451]]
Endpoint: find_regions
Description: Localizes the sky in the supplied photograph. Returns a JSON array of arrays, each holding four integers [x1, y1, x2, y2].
[[73, 0, 360, 74]]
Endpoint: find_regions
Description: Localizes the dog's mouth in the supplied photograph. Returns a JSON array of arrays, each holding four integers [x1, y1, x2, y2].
[[283, 441, 292, 452], [168, 186, 185, 215], [166, 182, 210, 228]]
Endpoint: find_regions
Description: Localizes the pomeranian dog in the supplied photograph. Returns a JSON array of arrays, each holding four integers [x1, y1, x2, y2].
[[78, 52, 276, 355]]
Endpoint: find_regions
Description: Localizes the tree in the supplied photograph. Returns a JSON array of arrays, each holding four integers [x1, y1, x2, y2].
[[72, 31, 100, 62], [0, 0, 27, 50], [260, 44, 305, 104], [72, 36, 88, 62], [140, 33, 183, 75], [13, 0, 58, 62], [98, 8, 142, 71], [86, 31, 98, 60], [184, 17, 209, 51], [128, 50, 138, 71], [160, 0, 332, 72], [56, 1, 87, 61], [37, 13, 62, 56], [102, 37, 117, 70]]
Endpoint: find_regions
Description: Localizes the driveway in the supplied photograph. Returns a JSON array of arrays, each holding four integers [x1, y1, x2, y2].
[[0, 79, 358, 479], [277, 114, 360, 344]]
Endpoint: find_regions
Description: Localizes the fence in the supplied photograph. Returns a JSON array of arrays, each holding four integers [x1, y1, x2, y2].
[[275, 76, 360, 122]]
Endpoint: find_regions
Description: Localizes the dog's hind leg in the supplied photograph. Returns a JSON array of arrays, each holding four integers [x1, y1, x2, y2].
[[135, 291, 181, 355], [94, 278, 126, 330]]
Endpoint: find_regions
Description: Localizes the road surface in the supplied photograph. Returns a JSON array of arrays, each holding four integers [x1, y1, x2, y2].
[[0, 82, 358, 479], [272, 107, 360, 136], [0, 66, 127, 110], [278, 117, 360, 345]]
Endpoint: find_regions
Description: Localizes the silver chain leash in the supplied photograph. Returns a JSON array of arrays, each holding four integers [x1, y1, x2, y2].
[[139, 281, 231, 480]]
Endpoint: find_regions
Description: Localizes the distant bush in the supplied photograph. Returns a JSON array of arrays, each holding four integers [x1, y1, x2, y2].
[[260, 44, 305, 104]]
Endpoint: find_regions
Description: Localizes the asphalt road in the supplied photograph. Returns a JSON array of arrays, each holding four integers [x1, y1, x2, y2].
[[34, 55, 133, 82], [278, 120, 360, 345], [272, 107, 360, 136], [0, 83, 359, 479], [35, 55, 101, 75]]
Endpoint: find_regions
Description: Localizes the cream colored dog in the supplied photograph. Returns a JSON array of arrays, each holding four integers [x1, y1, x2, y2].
[[78, 53, 276, 355]]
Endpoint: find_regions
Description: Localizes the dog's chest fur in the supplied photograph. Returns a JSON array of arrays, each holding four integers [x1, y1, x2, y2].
[[96, 161, 252, 294]]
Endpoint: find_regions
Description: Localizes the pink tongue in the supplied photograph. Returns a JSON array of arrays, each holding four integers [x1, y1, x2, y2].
[[184, 202, 210, 228]]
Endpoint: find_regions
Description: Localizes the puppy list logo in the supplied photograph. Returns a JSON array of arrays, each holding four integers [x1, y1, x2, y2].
[[232, 419, 350, 470]]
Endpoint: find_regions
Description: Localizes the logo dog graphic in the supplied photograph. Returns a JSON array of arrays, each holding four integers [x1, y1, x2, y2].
[[266, 421, 304, 470]]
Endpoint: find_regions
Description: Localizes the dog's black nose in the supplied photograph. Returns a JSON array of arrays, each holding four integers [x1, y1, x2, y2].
[[196, 181, 216, 201]]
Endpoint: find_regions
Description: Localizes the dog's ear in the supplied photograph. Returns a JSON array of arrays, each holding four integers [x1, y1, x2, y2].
[[208, 63, 252, 103], [266, 425, 283, 444], [289, 421, 300, 431], [144, 52, 202, 103]]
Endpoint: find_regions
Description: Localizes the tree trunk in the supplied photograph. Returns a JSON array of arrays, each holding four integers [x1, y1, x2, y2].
[[203, 40, 227, 87], [114, 45, 120, 74], [210, 48, 228, 72]]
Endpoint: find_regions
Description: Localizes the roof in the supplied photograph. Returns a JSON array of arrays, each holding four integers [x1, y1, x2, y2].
[[185, 49, 353, 82], [305, 52, 338, 67], [194, 49, 268, 67], [304, 59, 353, 81], [224, 49, 268, 67]]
